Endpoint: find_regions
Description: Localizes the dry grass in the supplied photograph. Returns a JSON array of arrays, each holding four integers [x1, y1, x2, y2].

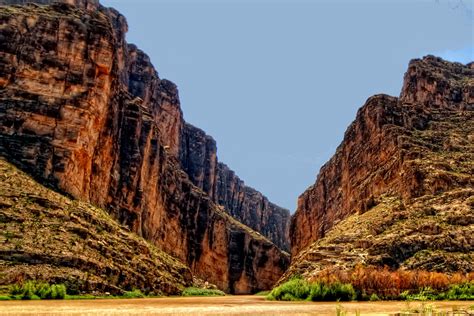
[[309, 265, 474, 299]]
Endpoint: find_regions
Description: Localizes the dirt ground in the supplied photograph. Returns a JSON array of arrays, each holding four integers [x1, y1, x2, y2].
[[0, 295, 472, 316]]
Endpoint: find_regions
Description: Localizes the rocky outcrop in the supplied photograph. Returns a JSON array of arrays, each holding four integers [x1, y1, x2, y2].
[[0, 0, 99, 11], [287, 57, 473, 278], [0, 2, 289, 293], [180, 123, 291, 251]]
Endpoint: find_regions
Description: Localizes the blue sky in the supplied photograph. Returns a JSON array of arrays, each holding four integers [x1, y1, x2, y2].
[[101, 0, 473, 211]]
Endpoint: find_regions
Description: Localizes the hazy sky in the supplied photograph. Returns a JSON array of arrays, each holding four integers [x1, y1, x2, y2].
[[101, 0, 473, 211]]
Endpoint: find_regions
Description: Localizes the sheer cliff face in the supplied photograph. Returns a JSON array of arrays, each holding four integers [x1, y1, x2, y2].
[[180, 123, 291, 251], [290, 57, 474, 265], [0, 2, 289, 293]]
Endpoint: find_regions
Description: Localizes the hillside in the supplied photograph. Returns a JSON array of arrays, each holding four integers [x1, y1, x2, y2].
[[0, 158, 192, 295], [285, 56, 473, 281]]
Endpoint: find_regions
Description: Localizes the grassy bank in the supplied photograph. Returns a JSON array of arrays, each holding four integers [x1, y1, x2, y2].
[[270, 267, 474, 301]]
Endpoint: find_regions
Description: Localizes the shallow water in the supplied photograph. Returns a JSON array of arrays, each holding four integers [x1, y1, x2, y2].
[[0, 296, 472, 316]]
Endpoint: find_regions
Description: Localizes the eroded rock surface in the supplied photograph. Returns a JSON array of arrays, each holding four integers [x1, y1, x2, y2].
[[180, 123, 291, 251], [0, 0, 99, 11], [0, 2, 289, 293], [286, 57, 473, 279]]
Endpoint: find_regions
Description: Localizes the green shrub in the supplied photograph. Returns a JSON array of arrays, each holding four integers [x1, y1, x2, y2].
[[268, 279, 356, 302], [36, 282, 53, 299], [9, 284, 23, 296], [268, 278, 310, 301], [369, 293, 380, 301], [8, 281, 67, 300], [181, 287, 225, 297], [21, 281, 36, 300], [308, 282, 356, 301], [50, 284, 66, 299], [400, 283, 474, 301], [123, 289, 145, 298], [442, 283, 474, 300], [399, 290, 410, 301]]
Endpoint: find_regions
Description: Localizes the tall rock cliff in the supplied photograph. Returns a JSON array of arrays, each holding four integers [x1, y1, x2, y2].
[[0, 1, 289, 293], [180, 123, 291, 251], [285, 57, 473, 281]]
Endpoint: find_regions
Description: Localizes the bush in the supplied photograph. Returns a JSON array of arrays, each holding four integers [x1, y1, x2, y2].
[[369, 293, 380, 301], [181, 287, 225, 297], [36, 282, 53, 299], [50, 284, 66, 299], [267, 278, 310, 301], [122, 289, 145, 298], [443, 283, 474, 300], [398, 283, 474, 301], [20, 282, 37, 300], [308, 282, 356, 301], [268, 279, 356, 301], [9, 281, 67, 300]]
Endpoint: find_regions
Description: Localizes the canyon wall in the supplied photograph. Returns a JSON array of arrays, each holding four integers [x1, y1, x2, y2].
[[179, 123, 291, 251], [290, 57, 473, 267], [0, 1, 289, 293]]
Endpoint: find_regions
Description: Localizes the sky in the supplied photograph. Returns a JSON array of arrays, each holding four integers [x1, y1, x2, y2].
[[101, 0, 473, 212]]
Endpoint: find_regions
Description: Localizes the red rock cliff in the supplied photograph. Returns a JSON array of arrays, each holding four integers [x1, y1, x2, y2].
[[290, 56, 474, 257], [0, 2, 289, 293]]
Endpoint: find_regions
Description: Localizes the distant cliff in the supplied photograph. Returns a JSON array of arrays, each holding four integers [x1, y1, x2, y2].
[[0, 1, 289, 293], [284, 57, 473, 281], [180, 123, 291, 251]]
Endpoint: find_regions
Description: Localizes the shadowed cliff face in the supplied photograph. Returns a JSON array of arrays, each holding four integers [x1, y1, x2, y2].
[[0, 2, 289, 293], [180, 123, 291, 251], [288, 57, 473, 276]]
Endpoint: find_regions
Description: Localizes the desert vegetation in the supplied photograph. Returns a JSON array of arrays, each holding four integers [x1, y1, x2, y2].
[[3, 281, 67, 300], [181, 287, 226, 297], [270, 266, 474, 301], [267, 278, 356, 301], [0, 281, 152, 300]]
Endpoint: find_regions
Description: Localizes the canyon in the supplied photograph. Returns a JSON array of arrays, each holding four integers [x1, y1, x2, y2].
[[0, 0, 472, 299]]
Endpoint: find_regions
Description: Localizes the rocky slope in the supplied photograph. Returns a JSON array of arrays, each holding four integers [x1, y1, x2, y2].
[[285, 57, 473, 281], [180, 123, 291, 251], [0, 1, 289, 293], [0, 158, 192, 295]]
